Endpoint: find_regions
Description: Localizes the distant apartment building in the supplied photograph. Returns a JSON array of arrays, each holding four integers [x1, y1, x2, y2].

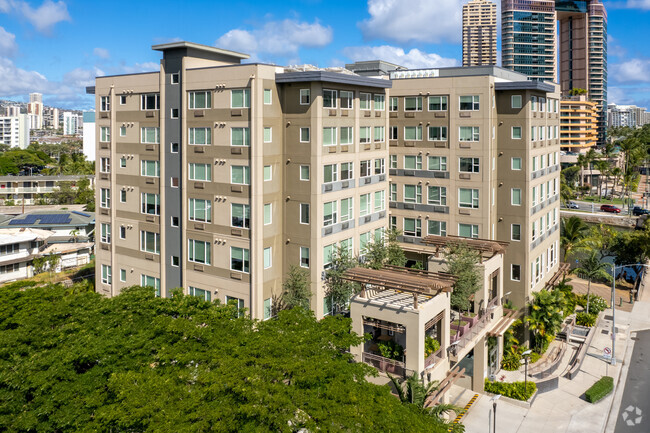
[[0, 210, 95, 244], [462, 0, 497, 67], [43, 107, 60, 129], [607, 103, 649, 128], [0, 228, 50, 284], [91, 42, 389, 318], [0, 113, 30, 149], [0, 175, 95, 205], [4, 105, 21, 117], [63, 111, 82, 135], [27, 92, 43, 130], [560, 95, 597, 152], [82, 111, 96, 161]]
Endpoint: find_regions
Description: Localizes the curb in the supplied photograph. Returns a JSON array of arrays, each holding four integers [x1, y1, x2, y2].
[[449, 393, 479, 430]]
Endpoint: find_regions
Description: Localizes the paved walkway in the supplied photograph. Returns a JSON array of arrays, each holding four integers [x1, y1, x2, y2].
[[570, 276, 634, 313]]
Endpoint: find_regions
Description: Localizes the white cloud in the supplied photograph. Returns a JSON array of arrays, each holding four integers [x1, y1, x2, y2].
[[612, 58, 650, 83], [93, 47, 109, 59], [216, 19, 333, 57], [0, 0, 70, 34], [609, 0, 650, 10], [0, 57, 50, 96], [117, 61, 159, 74], [0, 27, 17, 57], [343, 45, 458, 69], [360, 0, 464, 44]]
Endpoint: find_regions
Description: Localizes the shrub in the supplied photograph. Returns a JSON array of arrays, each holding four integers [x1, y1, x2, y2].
[[484, 379, 536, 401], [529, 352, 541, 364], [424, 336, 440, 358], [501, 350, 521, 371], [577, 294, 608, 314], [576, 312, 597, 327], [378, 340, 404, 361], [585, 376, 614, 403]]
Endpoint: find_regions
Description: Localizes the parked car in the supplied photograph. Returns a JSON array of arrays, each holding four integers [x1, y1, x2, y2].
[[567, 201, 579, 209], [600, 204, 621, 213], [633, 206, 650, 216]]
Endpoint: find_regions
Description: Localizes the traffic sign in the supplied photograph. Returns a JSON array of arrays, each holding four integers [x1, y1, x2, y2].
[[604, 347, 611, 355]]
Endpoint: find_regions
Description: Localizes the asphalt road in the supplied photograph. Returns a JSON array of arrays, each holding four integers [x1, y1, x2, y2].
[[615, 329, 650, 432], [560, 200, 628, 215]]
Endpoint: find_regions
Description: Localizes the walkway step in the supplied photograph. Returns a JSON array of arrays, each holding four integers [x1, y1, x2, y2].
[[449, 393, 479, 430]]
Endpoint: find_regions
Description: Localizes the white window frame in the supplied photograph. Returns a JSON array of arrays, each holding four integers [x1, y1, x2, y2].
[[188, 92, 212, 110], [323, 89, 337, 109], [300, 89, 310, 105]]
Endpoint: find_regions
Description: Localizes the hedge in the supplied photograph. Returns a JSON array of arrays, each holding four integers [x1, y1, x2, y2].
[[585, 376, 614, 403], [484, 379, 537, 401]]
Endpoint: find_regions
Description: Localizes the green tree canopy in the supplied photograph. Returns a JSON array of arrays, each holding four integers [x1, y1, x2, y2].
[[444, 243, 481, 312], [0, 285, 449, 432], [279, 265, 312, 311]]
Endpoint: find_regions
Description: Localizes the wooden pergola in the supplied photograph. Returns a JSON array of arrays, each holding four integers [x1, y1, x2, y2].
[[544, 262, 571, 290], [421, 235, 509, 262], [341, 266, 455, 309]]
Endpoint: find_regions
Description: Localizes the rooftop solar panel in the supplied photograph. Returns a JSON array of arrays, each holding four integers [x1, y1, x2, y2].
[[72, 211, 91, 217]]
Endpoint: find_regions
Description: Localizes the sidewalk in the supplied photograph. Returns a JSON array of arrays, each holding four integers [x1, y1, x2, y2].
[[462, 301, 648, 432]]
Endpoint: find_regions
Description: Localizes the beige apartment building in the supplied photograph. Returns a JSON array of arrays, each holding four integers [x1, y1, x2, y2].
[[560, 95, 598, 151], [462, 0, 497, 67], [92, 42, 389, 319]]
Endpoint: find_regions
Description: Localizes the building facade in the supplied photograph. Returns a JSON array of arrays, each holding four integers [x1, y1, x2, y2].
[[560, 95, 597, 151], [83, 111, 96, 161], [63, 111, 82, 135], [0, 113, 30, 149], [0, 175, 95, 205], [607, 103, 649, 128], [27, 93, 43, 130], [92, 42, 389, 319], [462, 0, 498, 67]]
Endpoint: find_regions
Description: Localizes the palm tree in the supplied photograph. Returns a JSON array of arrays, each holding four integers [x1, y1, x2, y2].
[[577, 153, 588, 188], [611, 166, 623, 197], [560, 216, 589, 260], [526, 290, 565, 352], [595, 159, 610, 200], [69, 228, 80, 243], [585, 148, 598, 195], [573, 251, 612, 314]]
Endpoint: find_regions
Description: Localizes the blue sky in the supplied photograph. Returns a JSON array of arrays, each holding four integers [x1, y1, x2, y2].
[[0, 0, 649, 110]]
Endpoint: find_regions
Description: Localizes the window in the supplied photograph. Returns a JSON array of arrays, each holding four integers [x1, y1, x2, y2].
[[459, 188, 479, 208], [359, 193, 371, 216], [264, 165, 272, 181], [186, 127, 211, 145], [404, 155, 422, 170], [300, 127, 310, 143], [170, 108, 179, 119], [231, 166, 250, 185], [374, 190, 385, 211], [539, 97, 546, 112], [260, 127, 271, 143], [511, 95, 522, 109], [340, 91, 353, 109], [231, 203, 250, 228], [300, 89, 310, 105], [390, 216, 397, 230], [171, 142, 179, 153], [119, 226, 126, 239], [340, 197, 353, 222], [142, 275, 161, 297], [359, 232, 371, 255], [323, 89, 337, 108], [171, 73, 179, 84], [532, 157, 537, 172], [100, 127, 110, 142], [187, 163, 210, 181], [120, 190, 126, 203], [171, 177, 179, 187], [171, 216, 179, 227], [100, 188, 110, 209], [340, 126, 353, 145], [120, 269, 126, 282], [230, 247, 249, 272], [459, 95, 479, 110], [141, 160, 160, 177], [403, 218, 421, 237], [428, 156, 447, 171], [324, 164, 338, 183], [189, 198, 211, 222], [511, 264, 521, 281], [458, 223, 479, 238], [141, 193, 160, 215], [323, 244, 335, 269], [119, 95, 127, 105], [171, 256, 179, 267], [230, 127, 250, 147], [459, 126, 479, 141], [100, 96, 110, 111], [119, 126, 126, 137], [374, 94, 385, 111], [404, 126, 423, 141], [340, 238, 353, 257], [389, 97, 398, 111], [120, 157, 126, 168], [264, 203, 272, 225], [360, 160, 372, 177], [141, 93, 160, 110], [531, 126, 536, 141], [299, 165, 310, 181], [141, 127, 160, 144], [231, 89, 250, 108], [263, 89, 272, 105], [359, 126, 371, 144], [341, 162, 353, 180], [188, 239, 211, 264], [428, 95, 448, 111], [374, 126, 385, 142], [531, 96, 537, 111], [459, 157, 479, 173], [359, 93, 371, 110], [140, 231, 160, 254], [512, 126, 522, 139], [404, 96, 422, 111], [300, 247, 310, 268], [389, 126, 398, 140], [428, 220, 447, 236], [511, 188, 522, 206], [323, 201, 337, 226], [374, 158, 385, 175], [511, 157, 522, 170], [323, 127, 337, 146], [428, 186, 446, 205], [188, 286, 210, 301], [389, 155, 397, 169], [100, 157, 110, 173], [428, 126, 447, 141], [404, 185, 422, 204], [101, 264, 111, 285], [300, 203, 310, 224], [264, 247, 272, 269], [100, 223, 111, 244]]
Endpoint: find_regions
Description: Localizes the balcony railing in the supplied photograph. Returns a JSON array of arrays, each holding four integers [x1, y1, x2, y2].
[[424, 347, 445, 368], [362, 352, 409, 378], [450, 297, 500, 355]]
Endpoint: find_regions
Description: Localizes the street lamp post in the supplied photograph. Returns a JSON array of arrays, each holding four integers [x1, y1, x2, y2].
[[490, 394, 501, 433], [522, 349, 532, 388]]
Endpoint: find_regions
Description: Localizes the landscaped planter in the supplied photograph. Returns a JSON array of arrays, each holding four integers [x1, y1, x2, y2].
[[450, 320, 470, 336], [450, 328, 460, 342], [462, 313, 479, 327]]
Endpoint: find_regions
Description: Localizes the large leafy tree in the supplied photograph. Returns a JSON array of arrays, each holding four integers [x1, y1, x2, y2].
[[525, 290, 566, 352], [573, 251, 612, 314], [444, 243, 481, 313], [0, 285, 450, 432], [279, 265, 312, 311], [324, 245, 359, 314], [364, 228, 407, 270]]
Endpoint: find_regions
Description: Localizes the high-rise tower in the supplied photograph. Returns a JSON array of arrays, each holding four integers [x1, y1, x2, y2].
[[462, 0, 498, 67]]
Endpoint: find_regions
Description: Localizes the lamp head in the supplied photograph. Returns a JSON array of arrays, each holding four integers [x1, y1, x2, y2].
[[490, 394, 501, 402], [522, 349, 533, 356]]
